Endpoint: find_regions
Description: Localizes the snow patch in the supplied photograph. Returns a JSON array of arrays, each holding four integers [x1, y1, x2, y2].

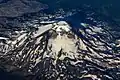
[[53, 21, 71, 32]]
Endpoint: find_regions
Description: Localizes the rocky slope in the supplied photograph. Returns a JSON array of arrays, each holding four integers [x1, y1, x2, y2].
[[0, 8, 120, 80]]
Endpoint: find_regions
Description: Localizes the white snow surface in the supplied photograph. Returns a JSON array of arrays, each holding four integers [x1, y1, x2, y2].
[[53, 21, 71, 32]]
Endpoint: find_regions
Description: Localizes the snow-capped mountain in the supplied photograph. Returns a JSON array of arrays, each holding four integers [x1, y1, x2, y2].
[[0, 0, 120, 80], [0, 11, 120, 80]]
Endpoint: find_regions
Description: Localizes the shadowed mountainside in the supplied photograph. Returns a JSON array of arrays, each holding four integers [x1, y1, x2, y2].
[[0, 0, 48, 17]]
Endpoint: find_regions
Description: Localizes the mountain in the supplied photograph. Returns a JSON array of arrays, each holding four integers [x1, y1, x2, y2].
[[0, 0, 120, 80], [0, 9, 120, 80]]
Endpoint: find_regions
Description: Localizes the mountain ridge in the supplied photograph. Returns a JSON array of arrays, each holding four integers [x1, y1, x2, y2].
[[0, 17, 120, 79], [0, 2, 120, 79]]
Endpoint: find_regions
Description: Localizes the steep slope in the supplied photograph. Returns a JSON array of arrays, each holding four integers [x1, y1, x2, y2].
[[0, 12, 120, 80]]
